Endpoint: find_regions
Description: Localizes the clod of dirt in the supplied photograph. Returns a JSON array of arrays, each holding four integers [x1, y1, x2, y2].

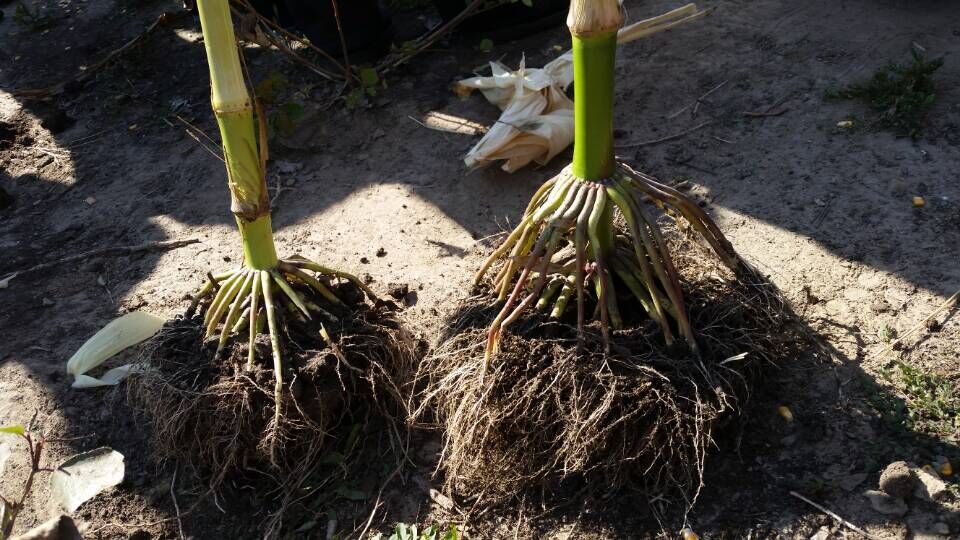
[[417, 235, 812, 507], [879, 461, 915, 498], [864, 490, 909, 516], [914, 467, 949, 502], [376, 247, 387, 257], [387, 282, 409, 300]]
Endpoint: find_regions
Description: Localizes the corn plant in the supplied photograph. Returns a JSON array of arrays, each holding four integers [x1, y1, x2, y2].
[[477, 0, 740, 359], [192, 0, 375, 425]]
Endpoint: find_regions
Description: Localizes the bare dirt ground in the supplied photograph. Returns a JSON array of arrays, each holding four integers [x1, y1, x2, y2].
[[1, 0, 959, 538]]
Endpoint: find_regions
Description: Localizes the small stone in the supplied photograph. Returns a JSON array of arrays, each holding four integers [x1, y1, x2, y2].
[[360, 257, 369, 264], [778, 405, 794, 422], [864, 490, 908, 516], [84, 196, 96, 205], [879, 461, 915, 498], [914, 467, 949, 502], [375, 247, 387, 257], [41, 297, 55, 307], [870, 299, 891, 313]]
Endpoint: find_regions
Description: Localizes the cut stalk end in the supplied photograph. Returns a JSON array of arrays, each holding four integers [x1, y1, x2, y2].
[[567, 0, 624, 37]]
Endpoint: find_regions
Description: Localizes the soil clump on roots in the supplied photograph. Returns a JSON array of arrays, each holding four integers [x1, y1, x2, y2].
[[417, 232, 812, 511], [129, 280, 419, 493]]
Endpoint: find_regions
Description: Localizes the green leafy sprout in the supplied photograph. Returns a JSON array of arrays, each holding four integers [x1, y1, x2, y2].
[[827, 49, 943, 138], [374, 523, 460, 540]]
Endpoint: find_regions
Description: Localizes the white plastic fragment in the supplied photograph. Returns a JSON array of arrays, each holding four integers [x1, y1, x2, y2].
[[50, 447, 125, 513], [66, 311, 165, 389], [457, 3, 707, 172]]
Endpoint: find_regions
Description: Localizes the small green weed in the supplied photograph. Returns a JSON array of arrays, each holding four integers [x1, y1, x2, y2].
[[344, 68, 383, 110], [252, 72, 305, 138], [879, 323, 898, 343], [826, 49, 943, 138], [374, 523, 460, 540], [878, 361, 959, 439]]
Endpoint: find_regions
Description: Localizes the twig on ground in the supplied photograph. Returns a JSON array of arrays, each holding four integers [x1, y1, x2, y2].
[[789, 491, 880, 540], [615, 121, 713, 148], [667, 80, 728, 119], [0, 239, 200, 285], [869, 288, 960, 360]]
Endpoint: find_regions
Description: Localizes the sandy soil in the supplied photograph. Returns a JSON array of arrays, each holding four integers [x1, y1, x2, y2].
[[1, 0, 958, 538]]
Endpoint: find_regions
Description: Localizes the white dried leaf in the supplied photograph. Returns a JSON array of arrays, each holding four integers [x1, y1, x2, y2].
[[50, 447, 125, 513], [457, 4, 705, 172], [66, 311, 164, 389]]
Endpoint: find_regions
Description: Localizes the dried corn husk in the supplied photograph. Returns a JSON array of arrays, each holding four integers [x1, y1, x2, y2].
[[66, 311, 164, 389], [458, 3, 707, 172]]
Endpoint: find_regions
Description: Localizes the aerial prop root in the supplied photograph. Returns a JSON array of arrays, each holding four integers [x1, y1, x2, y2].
[[187, 256, 376, 433], [476, 162, 741, 360]]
